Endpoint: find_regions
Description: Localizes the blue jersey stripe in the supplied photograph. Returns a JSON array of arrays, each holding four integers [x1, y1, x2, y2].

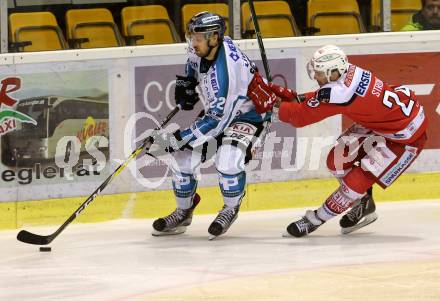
[[215, 45, 229, 99], [216, 95, 246, 134], [196, 115, 220, 134]]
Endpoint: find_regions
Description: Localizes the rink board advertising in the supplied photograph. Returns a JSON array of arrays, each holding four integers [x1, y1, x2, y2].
[[0, 67, 110, 189], [0, 31, 438, 203]]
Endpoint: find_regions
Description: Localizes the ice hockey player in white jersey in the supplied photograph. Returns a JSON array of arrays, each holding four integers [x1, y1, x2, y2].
[[149, 12, 272, 239]]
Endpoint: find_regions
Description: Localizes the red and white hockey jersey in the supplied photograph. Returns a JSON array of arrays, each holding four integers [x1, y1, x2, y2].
[[279, 64, 428, 144]]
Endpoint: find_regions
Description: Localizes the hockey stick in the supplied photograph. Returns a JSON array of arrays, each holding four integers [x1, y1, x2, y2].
[[247, 0, 278, 145], [248, 2, 304, 105], [248, 0, 272, 82], [17, 106, 180, 245]]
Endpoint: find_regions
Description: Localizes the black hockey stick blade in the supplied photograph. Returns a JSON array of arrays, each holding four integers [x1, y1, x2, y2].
[[17, 230, 53, 245]]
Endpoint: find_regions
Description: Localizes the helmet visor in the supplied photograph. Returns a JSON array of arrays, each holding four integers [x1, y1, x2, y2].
[[185, 31, 211, 44], [186, 22, 219, 39]]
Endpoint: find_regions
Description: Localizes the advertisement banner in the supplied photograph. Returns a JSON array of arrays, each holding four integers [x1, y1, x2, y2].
[[345, 52, 440, 149], [0, 68, 110, 193], [133, 58, 297, 182]]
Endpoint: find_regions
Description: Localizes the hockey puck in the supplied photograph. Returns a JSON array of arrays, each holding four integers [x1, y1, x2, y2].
[[39, 247, 51, 252]]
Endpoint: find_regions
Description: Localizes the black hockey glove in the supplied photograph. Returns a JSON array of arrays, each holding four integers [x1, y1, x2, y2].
[[175, 75, 199, 111]]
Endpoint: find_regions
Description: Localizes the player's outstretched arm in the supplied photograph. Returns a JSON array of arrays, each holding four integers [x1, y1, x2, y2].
[[247, 72, 300, 113]]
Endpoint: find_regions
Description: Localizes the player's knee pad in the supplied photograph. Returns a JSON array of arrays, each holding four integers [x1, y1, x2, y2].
[[171, 149, 201, 175], [218, 171, 246, 200], [327, 147, 352, 178], [215, 144, 245, 175], [172, 172, 197, 199], [327, 125, 372, 177]]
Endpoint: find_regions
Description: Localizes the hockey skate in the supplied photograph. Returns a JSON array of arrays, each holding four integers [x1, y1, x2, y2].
[[284, 210, 323, 238], [340, 193, 378, 234], [152, 194, 200, 236], [208, 204, 240, 240]]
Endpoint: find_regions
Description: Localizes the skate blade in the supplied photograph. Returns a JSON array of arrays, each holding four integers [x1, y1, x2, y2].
[[152, 226, 186, 237], [282, 232, 293, 238], [208, 234, 219, 241], [341, 212, 378, 235]]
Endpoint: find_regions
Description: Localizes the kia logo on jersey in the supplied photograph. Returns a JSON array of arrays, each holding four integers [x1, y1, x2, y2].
[[232, 122, 256, 135]]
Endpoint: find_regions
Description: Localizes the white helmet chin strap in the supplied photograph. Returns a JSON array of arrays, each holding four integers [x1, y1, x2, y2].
[[325, 69, 340, 82], [306, 60, 315, 80]]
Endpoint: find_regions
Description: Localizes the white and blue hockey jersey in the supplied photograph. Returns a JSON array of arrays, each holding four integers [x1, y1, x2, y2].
[[179, 37, 269, 147]]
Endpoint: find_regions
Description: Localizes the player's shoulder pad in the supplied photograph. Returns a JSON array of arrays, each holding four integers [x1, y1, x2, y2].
[[186, 46, 200, 66], [223, 37, 240, 62], [343, 64, 357, 87], [343, 64, 372, 98]]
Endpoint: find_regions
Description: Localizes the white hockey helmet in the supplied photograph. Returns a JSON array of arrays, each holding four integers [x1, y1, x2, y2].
[[307, 45, 348, 82]]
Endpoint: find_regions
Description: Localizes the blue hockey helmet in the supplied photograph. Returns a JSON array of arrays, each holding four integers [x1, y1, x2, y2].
[[186, 11, 226, 41]]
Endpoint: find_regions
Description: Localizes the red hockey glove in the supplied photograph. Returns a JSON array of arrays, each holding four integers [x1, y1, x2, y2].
[[247, 72, 278, 114], [268, 82, 298, 102]]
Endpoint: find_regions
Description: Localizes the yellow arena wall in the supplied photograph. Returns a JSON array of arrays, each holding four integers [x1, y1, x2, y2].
[[2, 172, 439, 230]]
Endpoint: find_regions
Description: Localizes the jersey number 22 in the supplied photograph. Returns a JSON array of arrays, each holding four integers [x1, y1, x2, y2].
[[382, 86, 415, 117]]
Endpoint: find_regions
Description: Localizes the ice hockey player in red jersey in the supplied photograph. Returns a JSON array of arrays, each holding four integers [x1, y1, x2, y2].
[[248, 44, 428, 237]]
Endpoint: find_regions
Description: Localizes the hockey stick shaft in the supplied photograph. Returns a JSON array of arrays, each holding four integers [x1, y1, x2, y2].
[[247, 3, 304, 105], [247, 0, 278, 142], [248, 0, 272, 82], [17, 106, 180, 245]]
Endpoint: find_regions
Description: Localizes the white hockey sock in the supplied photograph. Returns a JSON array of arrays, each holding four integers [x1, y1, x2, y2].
[[306, 210, 324, 226], [316, 181, 364, 222], [223, 193, 245, 208]]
